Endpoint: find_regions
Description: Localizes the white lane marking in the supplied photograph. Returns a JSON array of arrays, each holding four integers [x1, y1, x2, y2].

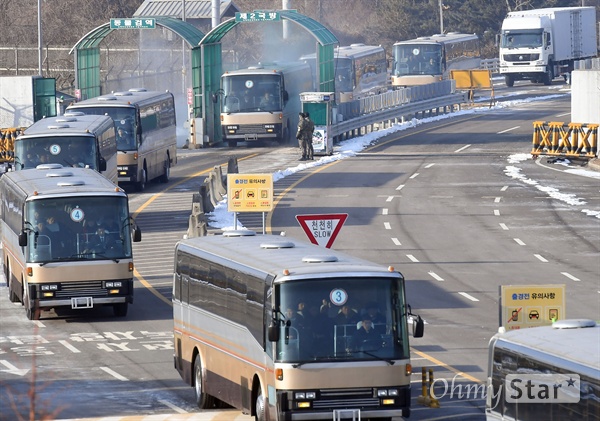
[[0, 360, 30, 376], [561, 272, 580, 282], [382, 208, 389, 215], [499, 223, 509, 230], [494, 197, 501, 203], [410, 173, 419, 179], [59, 340, 81, 353], [33, 321, 45, 328], [158, 399, 188, 414], [458, 292, 479, 302], [391, 238, 402, 246], [556, 112, 571, 118], [100, 366, 129, 381], [406, 255, 419, 263], [384, 222, 392, 230], [396, 184, 405, 191], [534, 254, 549, 263], [513, 238, 526, 246], [425, 163, 435, 168], [454, 144, 471, 153], [501, 186, 508, 191], [494, 210, 500, 216], [497, 126, 520, 134], [429, 271, 444, 281], [386, 196, 394, 202]]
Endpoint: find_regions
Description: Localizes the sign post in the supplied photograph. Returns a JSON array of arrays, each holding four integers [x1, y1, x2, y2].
[[500, 284, 566, 330], [296, 213, 348, 248]]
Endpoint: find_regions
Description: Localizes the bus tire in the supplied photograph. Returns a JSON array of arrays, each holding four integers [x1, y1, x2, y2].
[[135, 167, 147, 192], [194, 354, 215, 409], [160, 156, 170, 183], [255, 389, 266, 421], [24, 285, 39, 320], [543, 63, 553, 86], [505, 75, 514, 87], [228, 140, 237, 148], [113, 302, 128, 317]]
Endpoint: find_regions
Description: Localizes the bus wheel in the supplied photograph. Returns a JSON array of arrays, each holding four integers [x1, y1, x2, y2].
[[504, 75, 514, 87], [228, 140, 237, 148], [135, 167, 147, 192], [113, 303, 128, 317], [255, 389, 266, 421], [194, 354, 215, 409], [24, 287, 39, 320], [160, 156, 170, 183]]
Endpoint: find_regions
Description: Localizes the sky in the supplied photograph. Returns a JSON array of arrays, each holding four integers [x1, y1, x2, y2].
[[207, 88, 600, 230]]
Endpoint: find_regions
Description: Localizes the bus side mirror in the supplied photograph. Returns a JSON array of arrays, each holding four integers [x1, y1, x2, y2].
[[412, 315, 424, 338], [268, 323, 279, 342], [282, 90, 289, 103], [19, 231, 28, 247], [132, 226, 142, 242], [99, 156, 107, 172]]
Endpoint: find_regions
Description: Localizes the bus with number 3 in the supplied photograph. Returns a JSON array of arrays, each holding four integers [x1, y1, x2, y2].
[[173, 230, 424, 420]]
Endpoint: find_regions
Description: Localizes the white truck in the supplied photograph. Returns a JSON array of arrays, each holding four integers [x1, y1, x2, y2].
[[498, 7, 597, 87]]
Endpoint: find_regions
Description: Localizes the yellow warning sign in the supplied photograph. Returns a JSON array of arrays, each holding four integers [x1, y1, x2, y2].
[[500, 285, 565, 330], [227, 173, 273, 212]]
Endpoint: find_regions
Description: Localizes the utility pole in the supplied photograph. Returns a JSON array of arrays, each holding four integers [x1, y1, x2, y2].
[[37, 0, 43, 76], [438, 0, 444, 34]]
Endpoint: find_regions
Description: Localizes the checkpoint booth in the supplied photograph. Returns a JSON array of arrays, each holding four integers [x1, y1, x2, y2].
[[300, 92, 336, 155]]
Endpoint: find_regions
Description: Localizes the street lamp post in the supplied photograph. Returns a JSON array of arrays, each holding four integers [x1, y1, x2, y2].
[[38, 0, 43, 75], [438, 0, 444, 34]]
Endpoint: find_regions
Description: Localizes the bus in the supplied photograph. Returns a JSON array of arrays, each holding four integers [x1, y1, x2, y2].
[[485, 319, 600, 420], [66, 88, 177, 191], [173, 230, 424, 420], [0, 165, 142, 320], [391, 33, 481, 87], [301, 44, 389, 102], [11, 113, 118, 184], [220, 62, 314, 148]]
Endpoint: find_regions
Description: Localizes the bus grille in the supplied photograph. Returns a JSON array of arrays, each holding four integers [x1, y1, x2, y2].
[[55, 281, 106, 298], [237, 124, 269, 135], [313, 388, 379, 409]]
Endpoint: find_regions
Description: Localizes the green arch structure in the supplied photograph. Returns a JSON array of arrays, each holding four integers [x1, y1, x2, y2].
[[70, 11, 338, 146], [70, 16, 205, 100], [196, 10, 338, 145]]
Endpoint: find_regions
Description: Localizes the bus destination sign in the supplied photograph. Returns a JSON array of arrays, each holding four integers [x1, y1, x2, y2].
[[110, 18, 156, 29]]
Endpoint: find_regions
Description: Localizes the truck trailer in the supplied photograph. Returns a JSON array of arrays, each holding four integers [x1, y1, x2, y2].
[[498, 7, 597, 87]]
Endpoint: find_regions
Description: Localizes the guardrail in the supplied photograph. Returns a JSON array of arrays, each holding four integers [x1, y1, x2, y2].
[[532, 121, 598, 158]]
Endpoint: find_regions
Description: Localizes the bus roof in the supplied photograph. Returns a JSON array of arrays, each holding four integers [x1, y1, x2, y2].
[[393, 32, 479, 46], [176, 232, 402, 281], [67, 88, 173, 109], [18, 114, 114, 138], [301, 44, 385, 61], [222, 61, 310, 77], [1, 165, 125, 198], [491, 320, 600, 372]]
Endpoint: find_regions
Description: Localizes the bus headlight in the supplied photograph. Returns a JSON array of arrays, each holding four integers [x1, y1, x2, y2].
[[377, 388, 398, 404], [105, 281, 123, 288], [264, 124, 275, 133], [226, 125, 238, 134], [41, 284, 59, 291], [294, 391, 316, 400]]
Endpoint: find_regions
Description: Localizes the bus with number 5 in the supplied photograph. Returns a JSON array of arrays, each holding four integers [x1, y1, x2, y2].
[[173, 230, 424, 420]]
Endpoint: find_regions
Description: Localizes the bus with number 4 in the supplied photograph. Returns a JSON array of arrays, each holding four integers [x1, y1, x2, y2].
[[67, 88, 176, 191], [173, 230, 424, 420], [1, 164, 141, 320]]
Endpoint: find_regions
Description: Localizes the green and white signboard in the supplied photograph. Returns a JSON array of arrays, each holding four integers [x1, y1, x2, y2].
[[235, 11, 281, 22], [110, 18, 156, 29]]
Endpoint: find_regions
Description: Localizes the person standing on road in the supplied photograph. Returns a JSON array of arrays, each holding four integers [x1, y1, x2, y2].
[[304, 112, 315, 160], [296, 112, 310, 161]]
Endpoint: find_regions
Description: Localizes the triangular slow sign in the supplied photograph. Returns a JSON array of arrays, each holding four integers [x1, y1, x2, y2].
[[295, 213, 348, 248]]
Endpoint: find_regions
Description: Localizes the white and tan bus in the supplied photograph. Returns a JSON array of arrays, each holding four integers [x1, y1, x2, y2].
[[12, 113, 118, 184], [485, 319, 600, 421], [67, 88, 176, 191], [391, 33, 481, 87], [1, 164, 141, 320], [173, 230, 424, 421], [221, 62, 313, 148]]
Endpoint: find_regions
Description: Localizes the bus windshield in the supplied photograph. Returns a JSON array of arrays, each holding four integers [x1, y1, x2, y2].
[[222, 74, 282, 113], [393, 44, 442, 76], [15, 136, 97, 170], [71, 106, 136, 150], [335, 58, 354, 92], [274, 277, 409, 363], [25, 196, 132, 263]]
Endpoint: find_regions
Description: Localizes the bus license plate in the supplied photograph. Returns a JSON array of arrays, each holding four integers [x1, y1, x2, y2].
[[71, 297, 93, 309]]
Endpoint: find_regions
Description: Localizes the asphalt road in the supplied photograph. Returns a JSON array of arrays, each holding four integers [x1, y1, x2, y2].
[[1, 83, 598, 421]]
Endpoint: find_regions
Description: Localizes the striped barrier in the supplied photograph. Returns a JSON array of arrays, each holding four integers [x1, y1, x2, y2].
[[532, 121, 598, 158], [1, 127, 26, 163]]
